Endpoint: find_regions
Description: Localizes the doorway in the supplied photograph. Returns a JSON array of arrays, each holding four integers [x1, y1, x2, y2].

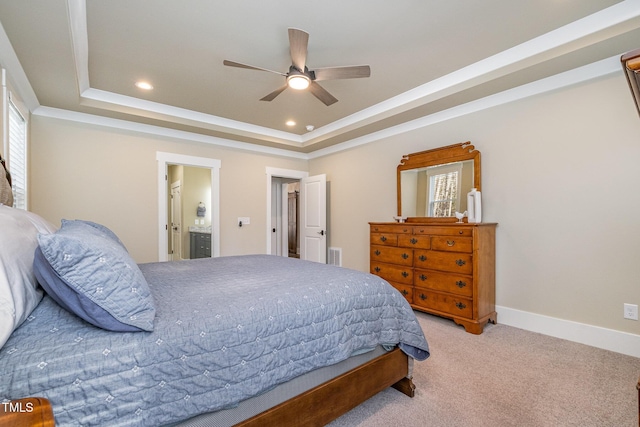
[[167, 165, 213, 260], [287, 188, 299, 258], [266, 167, 307, 257], [157, 152, 220, 262], [266, 167, 327, 263], [271, 176, 301, 257]]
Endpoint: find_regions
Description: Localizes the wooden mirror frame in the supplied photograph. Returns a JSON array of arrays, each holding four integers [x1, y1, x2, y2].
[[397, 141, 481, 223], [621, 48, 640, 117]]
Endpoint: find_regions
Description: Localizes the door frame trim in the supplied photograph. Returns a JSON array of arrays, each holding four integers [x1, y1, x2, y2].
[[157, 152, 221, 261], [266, 167, 308, 255]]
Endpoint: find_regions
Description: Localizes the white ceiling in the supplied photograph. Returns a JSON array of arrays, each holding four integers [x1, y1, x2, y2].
[[0, 0, 639, 154]]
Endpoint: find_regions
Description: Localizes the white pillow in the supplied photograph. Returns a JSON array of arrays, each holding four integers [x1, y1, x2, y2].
[[0, 205, 57, 348]]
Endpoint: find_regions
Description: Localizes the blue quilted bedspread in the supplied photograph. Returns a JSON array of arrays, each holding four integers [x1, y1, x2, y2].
[[0, 255, 429, 426]]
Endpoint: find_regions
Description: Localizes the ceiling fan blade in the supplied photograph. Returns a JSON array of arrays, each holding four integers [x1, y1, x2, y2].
[[288, 28, 309, 72], [313, 65, 371, 81], [260, 84, 288, 102], [308, 81, 338, 106], [223, 60, 286, 76]]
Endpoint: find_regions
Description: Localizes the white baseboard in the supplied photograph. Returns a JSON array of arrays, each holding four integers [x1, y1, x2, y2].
[[496, 305, 640, 358]]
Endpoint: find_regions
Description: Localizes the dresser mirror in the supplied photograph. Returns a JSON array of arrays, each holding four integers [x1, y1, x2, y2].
[[397, 142, 481, 221]]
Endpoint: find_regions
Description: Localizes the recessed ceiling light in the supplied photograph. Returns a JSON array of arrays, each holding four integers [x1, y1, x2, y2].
[[286, 120, 296, 127], [135, 81, 153, 90]]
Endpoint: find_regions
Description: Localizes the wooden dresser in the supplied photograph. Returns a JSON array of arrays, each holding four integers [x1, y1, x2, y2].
[[370, 221, 497, 334]]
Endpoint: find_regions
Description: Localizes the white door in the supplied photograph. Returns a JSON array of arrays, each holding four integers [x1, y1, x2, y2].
[[170, 181, 182, 261], [300, 174, 326, 263]]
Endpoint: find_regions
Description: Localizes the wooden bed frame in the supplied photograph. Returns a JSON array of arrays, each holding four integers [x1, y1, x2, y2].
[[0, 397, 54, 427], [0, 348, 414, 427]]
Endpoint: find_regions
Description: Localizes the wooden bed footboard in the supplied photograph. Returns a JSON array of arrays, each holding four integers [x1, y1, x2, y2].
[[0, 349, 414, 427], [0, 397, 55, 427], [236, 347, 414, 427]]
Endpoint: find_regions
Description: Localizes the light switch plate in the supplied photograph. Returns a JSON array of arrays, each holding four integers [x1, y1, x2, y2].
[[238, 217, 250, 225]]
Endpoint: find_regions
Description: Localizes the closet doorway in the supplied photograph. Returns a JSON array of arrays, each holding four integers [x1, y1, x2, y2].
[[287, 188, 299, 258], [271, 177, 301, 258], [266, 167, 327, 263]]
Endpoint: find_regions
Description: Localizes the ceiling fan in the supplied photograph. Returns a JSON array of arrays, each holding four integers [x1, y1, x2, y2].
[[223, 28, 370, 106]]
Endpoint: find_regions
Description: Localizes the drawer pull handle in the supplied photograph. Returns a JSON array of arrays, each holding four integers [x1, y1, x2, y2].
[[456, 280, 467, 288], [401, 271, 409, 278], [447, 240, 455, 247], [459, 230, 463, 234], [374, 267, 381, 273], [401, 289, 409, 296], [401, 253, 409, 259], [455, 259, 466, 267], [455, 302, 467, 310], [374, 250, 381, 256], [419, 274, 427, 281], [410, 238, 418, 244], [380, 236, 387, 242], [419, 293, 428, 300], [419, 255, 427, 262]]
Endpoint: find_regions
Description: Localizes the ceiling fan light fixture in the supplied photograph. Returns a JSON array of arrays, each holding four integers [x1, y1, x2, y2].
[[287, 74, 310, 90]]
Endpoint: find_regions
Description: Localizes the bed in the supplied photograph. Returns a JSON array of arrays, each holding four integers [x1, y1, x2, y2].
[[0, 202, 430, 426]]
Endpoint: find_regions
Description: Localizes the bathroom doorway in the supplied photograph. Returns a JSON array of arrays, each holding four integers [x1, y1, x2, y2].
[[157, 152, 220, 262], [167, 165, 212, 260]]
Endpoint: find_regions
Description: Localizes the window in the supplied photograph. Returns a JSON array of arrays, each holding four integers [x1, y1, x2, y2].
[[7, 95, 27, 209], [426, 162, 463, 217]]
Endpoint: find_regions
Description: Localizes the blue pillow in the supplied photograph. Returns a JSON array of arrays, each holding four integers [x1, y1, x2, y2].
[[34, 221, 155, 332], [61, 219, 127, 250]]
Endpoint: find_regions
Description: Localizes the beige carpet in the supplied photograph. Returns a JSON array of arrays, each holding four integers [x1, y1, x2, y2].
[[328, 311, 640, 427]]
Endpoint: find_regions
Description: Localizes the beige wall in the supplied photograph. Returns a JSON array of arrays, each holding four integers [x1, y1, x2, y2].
[[309, 72, 640, 334], [28, 117, 308, 263]]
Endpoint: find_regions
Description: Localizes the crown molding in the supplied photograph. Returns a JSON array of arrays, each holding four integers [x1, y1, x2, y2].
[[32, 106, 310, 160], [307, 55, 621, 159], [32, 54, 620, 161]]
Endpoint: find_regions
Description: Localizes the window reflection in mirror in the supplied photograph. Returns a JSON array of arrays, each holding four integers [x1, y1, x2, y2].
[[400, 160, 474, 217]]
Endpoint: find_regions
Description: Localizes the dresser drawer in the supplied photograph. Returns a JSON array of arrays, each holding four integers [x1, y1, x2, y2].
[[412, 289, 473, 319], [388, 281, 413, 304], [430, 236, 473, 253], [371, 224, 411, 234], [370, 246, 413, 266], [414, 250, 473, 275], [371, 262, 413, 284], [370, 233, 398, 246], [413, 226, 472, 237], [398, 234, 431, 249], [414, 269, 473, 297]]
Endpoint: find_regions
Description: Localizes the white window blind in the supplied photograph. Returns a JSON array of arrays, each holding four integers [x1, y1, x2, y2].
[[8, 97, 27, 209], [426, 162, 463, 217]]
